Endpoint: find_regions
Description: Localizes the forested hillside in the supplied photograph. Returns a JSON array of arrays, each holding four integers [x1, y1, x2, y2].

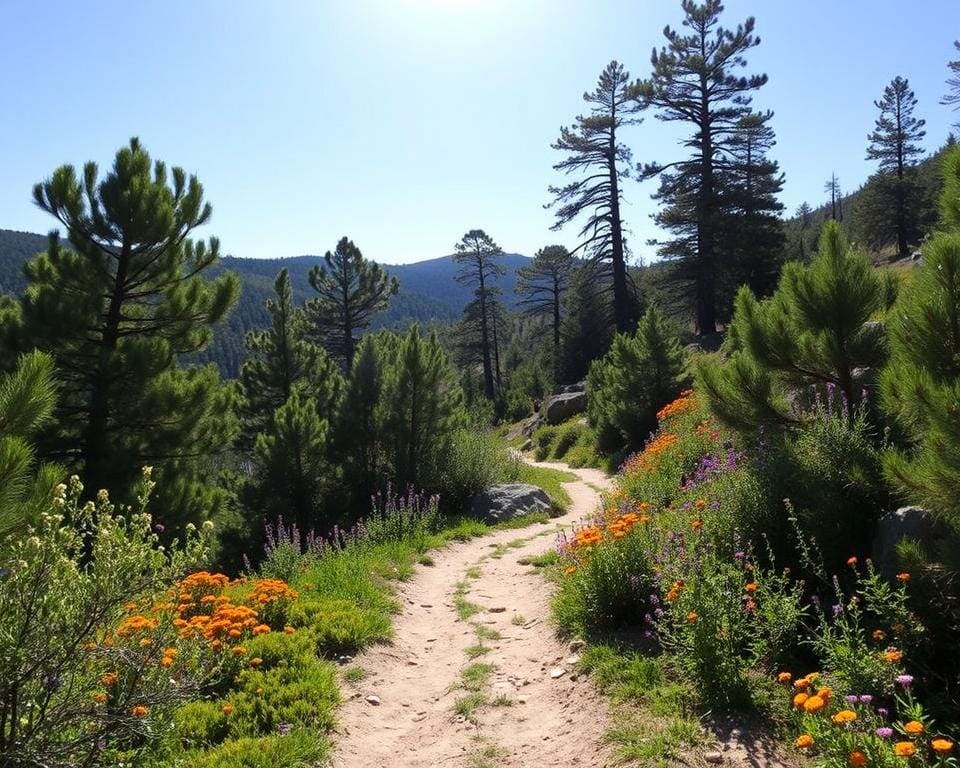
[[0, 228, 531, 376]]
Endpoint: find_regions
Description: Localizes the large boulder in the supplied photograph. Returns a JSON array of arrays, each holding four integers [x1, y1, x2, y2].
[[544, 391, 587, 425], [470, 484, 553, 523]]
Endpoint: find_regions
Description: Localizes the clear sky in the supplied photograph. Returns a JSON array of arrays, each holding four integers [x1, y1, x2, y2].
[[2, 1, 959, 264]]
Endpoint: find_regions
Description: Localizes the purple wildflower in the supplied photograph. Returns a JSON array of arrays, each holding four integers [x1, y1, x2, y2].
[[876, 727, 894, 739], [877, 707, 889, 718], [845, 695, 859, 705], [895, 674, 914, 688], [278, 722, 292, 736], [859, 695, 873, 705]]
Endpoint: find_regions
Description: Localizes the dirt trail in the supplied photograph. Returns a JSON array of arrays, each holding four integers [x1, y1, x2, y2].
[[332, 462, 615, 768]]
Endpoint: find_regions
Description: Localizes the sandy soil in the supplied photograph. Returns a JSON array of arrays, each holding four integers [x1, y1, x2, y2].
[[331, 462, 616, 768]]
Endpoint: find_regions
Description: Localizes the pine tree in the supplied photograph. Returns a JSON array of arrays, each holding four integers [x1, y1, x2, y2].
[[587, 306, 687, 451], [252, 390, 331, 534], [337, 334, 389, 495], [305, 237, 398, 368], [240, 269, 343, 447], [942, 40, 960, 129], [719, 112, 786, 310], [558, 264, 616, 383], [866, 76, 927, 259], [4, 138, 240, 525], [0, 352, 60, 541], [453, 230, 504, 400], [381, 326, 465, 488], [941, 144, 960, 229], [697, 221, 891, 430], [795, 202, 813, 262], [638, 1, 769, 336], [515, 245, 574, 372], [825, 173, 841, 221], [547, 61, 641, 333]]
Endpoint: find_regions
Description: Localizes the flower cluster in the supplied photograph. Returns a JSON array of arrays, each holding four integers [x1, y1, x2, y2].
[[655, 389, 696, 422]]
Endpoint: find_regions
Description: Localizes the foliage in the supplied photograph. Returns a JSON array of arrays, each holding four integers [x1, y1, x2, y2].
[[547, 60, 641, 333], [944, 40, 960, 129], [698, 221, 892, 430], [515, 244, 575, 372], [1, 138, 240, 529], [532, 418, 603, 468], [587, 307, 687, 452], [304, 236, 398, 368], [558, 263, 616, 383], [0, 351, 60, 540], [0, 472, 214, 767]]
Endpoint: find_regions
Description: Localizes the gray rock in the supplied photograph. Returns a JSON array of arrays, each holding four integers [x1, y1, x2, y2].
[[544, 391, 587, 425], [549, 667, 567, 679], [365, 695, 381, 706], [872, 506, 941, 575], [470, 483, 552, 523]]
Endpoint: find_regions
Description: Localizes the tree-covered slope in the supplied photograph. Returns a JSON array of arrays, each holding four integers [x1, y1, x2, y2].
[[0, 229, 531, 377]]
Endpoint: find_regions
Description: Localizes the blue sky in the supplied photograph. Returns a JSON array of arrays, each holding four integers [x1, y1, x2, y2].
[[2, 1, 959, 264]]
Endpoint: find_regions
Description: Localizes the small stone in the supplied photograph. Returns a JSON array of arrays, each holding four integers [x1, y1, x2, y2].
[[550, 667, 567, 679], [401, 701, 411, 707], [426, 638, 437, 642], [564, 654, 581, 666], [704, 751, 724, 764], [420, 603, 433, 608], [569, 674, 579, 682], [406, 659, 419, 666], [488, 606, 507, 613], [518, 694, 529, 704], [365, 695, 381, 706]]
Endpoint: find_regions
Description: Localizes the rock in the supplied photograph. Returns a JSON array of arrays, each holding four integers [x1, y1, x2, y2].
[[549, 667, 567, 679], [704, 751, 724, 764], [872, 506, 945, 575], [569, 638, 586, 653], [365, 695, 381, 706], [544, 391, 587, 425], [518, 694, 529, 704], [469, 484, 552, 523], [420, 603, 433, 608], [488, 606, 507, 613], [564, 654, 581, 666]]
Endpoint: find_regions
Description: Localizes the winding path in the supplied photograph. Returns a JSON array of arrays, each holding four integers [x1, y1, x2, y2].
[[331, 462, 615, 768]]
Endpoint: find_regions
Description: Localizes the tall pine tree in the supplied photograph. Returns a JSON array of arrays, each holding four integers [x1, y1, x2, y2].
[[305, 237, 398, 368], [515, 245, 575, 373], [639, 1, 770, 336], [942, 41, 960, 129], [866, 76, 927, 259], [453, 230, 504, 400], [547, 61, 641, 333], [4, 138, 239, 526]]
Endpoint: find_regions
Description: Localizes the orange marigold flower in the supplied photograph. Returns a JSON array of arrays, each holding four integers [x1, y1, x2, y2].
[[92, 692, 108, 704], [884, 650, 903, 663], [847, 556, 858, 567], [691, 519, 704, 531], [161, 656, 174, 668], [894, 742, 916, 758], [252, 624, 271, 636], [872, 629, 886, 642], [816, 686, 832, 702], [793, 693, 809, 709], [795, 734, 814, 749], [131, 705, 149, 717], [793, 678, 811, 690], [139, 638, 153, 648], [932, 739, 954, 755], [849, 750, 868, 767], [896, 572, 910, 582], [695, 499, 707, 509], [222, 704, 234, 715], [232, 646, 247, 656], [564, 566, 577, 576], [284, 626, 295, 634], [249, 657, 263, 667], [803, 695, 826, 713], [101, 672, 118, 686], [777, 672, 792, 684], [832, 710, 857, 725], [84, 642, 97, 651], [687, 611, 699, 623], [745, 582, 758, 594], [903, 721, 924, 735]]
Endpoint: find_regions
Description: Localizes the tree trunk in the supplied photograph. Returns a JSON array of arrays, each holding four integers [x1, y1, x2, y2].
[[608, 120, 631, 333], [477, 270, 494, 400]]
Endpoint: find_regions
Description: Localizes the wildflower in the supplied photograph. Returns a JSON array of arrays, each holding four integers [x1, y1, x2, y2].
[[859, 695, 873, 705], [232, 646, 247, 656], [745, 582, 757, 594], [895, 675, 914, 688], [795, 734, 814, 749], [878, 708, 889, 718], [817, 687, 833, 701], [131, 705, 149, 717], [139, 638, 153, 647], [564, 566, 576, 576], [847, 556, 858, 567], [894, 742, 916, 758], [691, 519, 703, 531], [845, 695, 859, 705], [849, 751, 867, 767], [256, 687, 265, 695], [249, 657, 263, 667], [832, 710, 857, 724], [278, 722, 292, 736], [101, 672, 118, 686], [161, 655, 174, 668], [92, 692, 108, 704], [252, 624, 271, 636], [777, 672, 792, 684], [903, 721, 924, 735], [803, 695, 826, 713], [872, 629, 886, 641], [284, 626, 295, 634], [884, 650, 903, 663], [876, 727, 894, 739], [793, 692, 809, 709], [794, 678, 811, 690], [222, 704, 234, 715], [687, 611, 699, 623], [896, 572, 910, 582], [932, 739, 954, 755]]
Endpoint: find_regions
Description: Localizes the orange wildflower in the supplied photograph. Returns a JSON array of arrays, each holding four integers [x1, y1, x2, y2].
[[932, 739, 954, 755], [847, 556, 858, 567], [222, 704, 234, 715], [894, 742, 916, 758], [687, 611, 699, 623], [849, 750, 867, 767], [795, 734, 814, 749], [101, 672, 118, 686], [777, 672, 792, 684], [745, 582, 758, 594], [884, 650, 903, 663], [793, 693, 809, 709], [903, 721, 924, 735], [832, 710, 857, 724], [896, 572, 910, 582], [803, 695, 826, 713], [131, 705, 149, 717]]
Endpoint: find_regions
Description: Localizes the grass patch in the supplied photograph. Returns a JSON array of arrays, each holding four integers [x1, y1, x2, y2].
[[342, 665, 366, 683], [418, 553, 435, 566], [531, 418, 607, 469], [455, 595, 482, 621], [454, 692, 486, 719], [472, 624, 501, 641], [511, 613, 526, 626], [465, 643, 490, 658], [518, 550, 560, 568], [514, 464, 576, 511], [465, 566, 482, 579], [461, 662, 494, 691], [491, 694, 513, 707]]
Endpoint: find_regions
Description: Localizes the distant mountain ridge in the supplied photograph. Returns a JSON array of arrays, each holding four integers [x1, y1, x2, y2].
[[0, 228, 531, 376]]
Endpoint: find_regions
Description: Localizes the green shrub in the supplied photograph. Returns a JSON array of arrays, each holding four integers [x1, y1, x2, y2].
[[587, 306, 687, 452], [287, 598, 392, 655], [533, 424, 558, 461], [429, 428, 521, 509], [174, 701, 230, 748], [185, 731, 329, 768]]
